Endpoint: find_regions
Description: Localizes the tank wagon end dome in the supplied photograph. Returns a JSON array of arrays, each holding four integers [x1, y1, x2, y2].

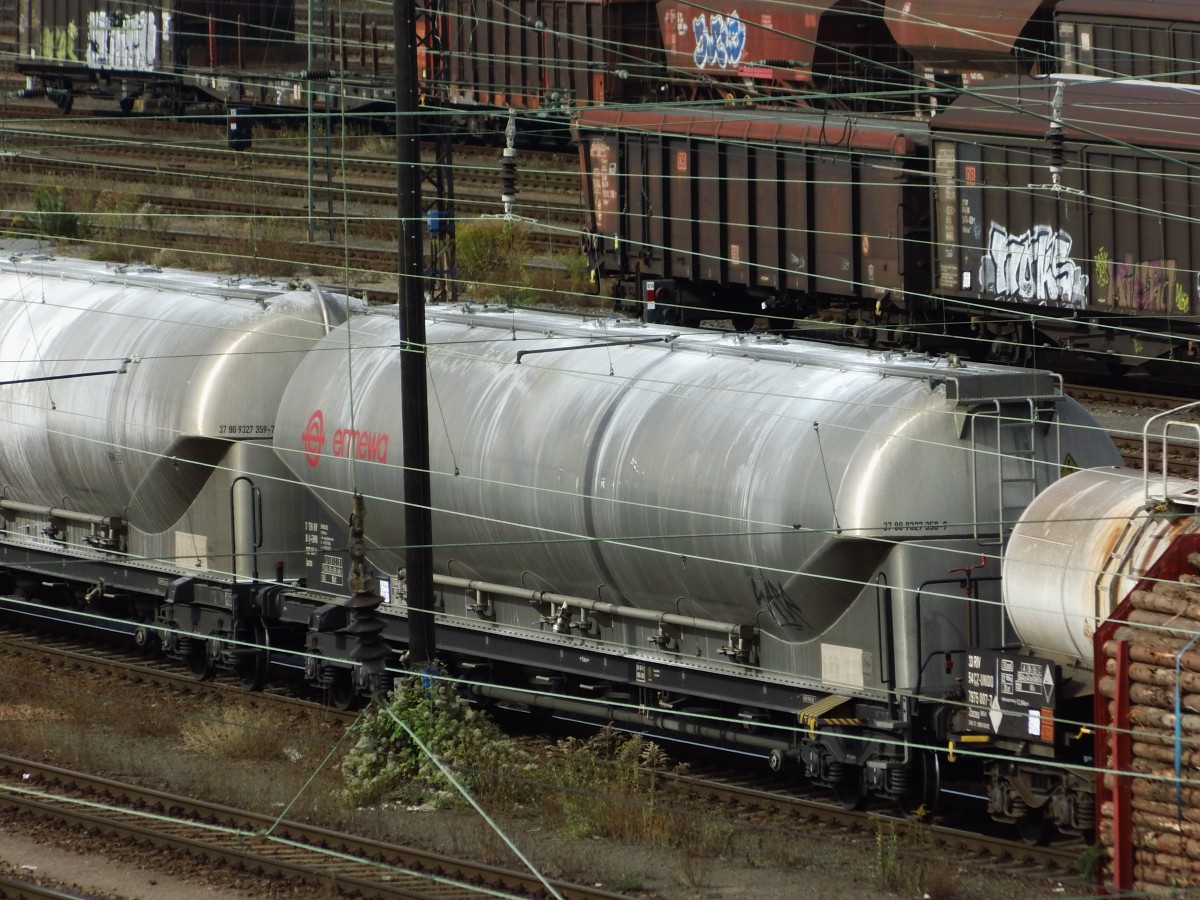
[[1002, 466, 1200, 664]]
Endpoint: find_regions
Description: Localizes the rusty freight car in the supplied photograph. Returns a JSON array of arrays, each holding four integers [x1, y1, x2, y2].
[[17, 0, 302, 113], [579, 77, 1200, 381], [930, 77, 1200, 375], [443, 0, 664, 118], [1055, 0, 1200, 84], [15, 0, 399, 114], [654, 0, 918, 110], [883, 0, 1056, 87], [576, 105, 931, 330]]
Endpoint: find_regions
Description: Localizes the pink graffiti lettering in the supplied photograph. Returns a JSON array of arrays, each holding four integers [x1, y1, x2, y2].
[[1110, 253, 1177, 313]]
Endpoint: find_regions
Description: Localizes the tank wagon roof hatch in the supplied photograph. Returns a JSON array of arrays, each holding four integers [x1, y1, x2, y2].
[[884, 0, 1046, 68], [429, 304, 1064, 402], [933, 75, 1200, 149], [0, 253, 297, 303], [574, 106, 927, 155]]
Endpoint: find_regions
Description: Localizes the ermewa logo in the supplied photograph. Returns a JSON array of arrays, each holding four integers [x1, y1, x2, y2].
[[303, 409, 390, 467], [303, 410, 326, 466]]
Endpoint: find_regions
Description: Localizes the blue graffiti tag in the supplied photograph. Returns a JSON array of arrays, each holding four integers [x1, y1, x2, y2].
[[692, 11, 746, 69]]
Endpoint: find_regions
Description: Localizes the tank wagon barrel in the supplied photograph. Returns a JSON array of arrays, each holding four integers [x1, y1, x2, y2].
[[0, 253, 1127, 838]]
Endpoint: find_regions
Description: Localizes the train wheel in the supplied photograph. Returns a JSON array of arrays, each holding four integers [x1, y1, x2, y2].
[[186, 642, 212, 681], [236, 625, 269, 691], [133, 625, 157, 656], [1017, 812, 1051, 846], [330, 670, 359, 711], [898, 750, 940, 818], [833, 767, 866, 811]]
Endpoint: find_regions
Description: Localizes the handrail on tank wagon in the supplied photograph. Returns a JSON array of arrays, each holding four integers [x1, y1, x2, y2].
[[1142, 401, 1200, 507]]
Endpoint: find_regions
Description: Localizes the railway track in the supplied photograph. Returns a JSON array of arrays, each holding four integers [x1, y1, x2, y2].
[[0, 752, 626, 900], [0, 111, 585, 285], [0, 618, 1092, 894], [1067, 386, 1200, 478], [665, 768, 1088, 881], [0, 624, 355, 728]]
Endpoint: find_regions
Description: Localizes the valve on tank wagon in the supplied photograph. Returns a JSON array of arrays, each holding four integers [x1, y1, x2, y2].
[[717, 624, 758, 665], [647, 622, 680, 652], [82, 516, 124, 551], [468, 587, 494, 620], [42, 513, 65, 543], [544, 601, 573, 634], [569, 615, 598, 637]]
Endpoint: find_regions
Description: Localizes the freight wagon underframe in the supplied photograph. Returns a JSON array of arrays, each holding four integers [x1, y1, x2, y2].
[[0, 526, 1093, 833]]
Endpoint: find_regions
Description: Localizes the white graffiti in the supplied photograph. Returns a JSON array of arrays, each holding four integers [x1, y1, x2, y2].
[[87, 9, 159, 72], [978, 223, 1088, 309]]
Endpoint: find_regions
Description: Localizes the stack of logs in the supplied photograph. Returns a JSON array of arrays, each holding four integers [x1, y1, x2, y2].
[[1099, 559, 1200, 891]]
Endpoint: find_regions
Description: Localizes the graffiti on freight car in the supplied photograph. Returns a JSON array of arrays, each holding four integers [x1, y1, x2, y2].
[[692, 12, 746, 69], [39, 24, 80, 61], [749, 572, 811, 637], [978, 224, 1087, 308], [1102, 251, 1189, 314], [87, 10, 159, 71], [1094, 247, 1110, 289]]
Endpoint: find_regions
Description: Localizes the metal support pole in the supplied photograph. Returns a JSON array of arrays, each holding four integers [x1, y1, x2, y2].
[[395, 0, 436, 665]]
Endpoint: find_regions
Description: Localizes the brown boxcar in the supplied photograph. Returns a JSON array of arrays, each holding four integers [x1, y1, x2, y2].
[[1055, 0, 1200, 84], [443, 0, 663, 113], [930, 78, 1200, 323], [576, 106, 931, 326], [883, 0, 1054, 84]]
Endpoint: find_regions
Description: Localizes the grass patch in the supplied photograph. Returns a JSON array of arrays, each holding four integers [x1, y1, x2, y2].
[[90, 189, 144, 262], [455, 219, 534, 304], [340, 667, 537, 808], [870, 812, 964, 900], [180, 703, 293, 760], [30, 185, 86, 240]]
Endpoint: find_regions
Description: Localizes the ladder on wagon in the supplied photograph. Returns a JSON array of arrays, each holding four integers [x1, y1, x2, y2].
[[971, 397, 1061, 545]]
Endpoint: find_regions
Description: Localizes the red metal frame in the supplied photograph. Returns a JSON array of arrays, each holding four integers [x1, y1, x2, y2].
[[1092, 531, 1200, 891]]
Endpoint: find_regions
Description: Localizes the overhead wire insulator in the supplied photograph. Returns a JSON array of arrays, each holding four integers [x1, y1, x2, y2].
[[500, 152, 518, 217], [344, 493, 389, 692], [501, 109, 518, 217], [1046, 82, 1066, 191]]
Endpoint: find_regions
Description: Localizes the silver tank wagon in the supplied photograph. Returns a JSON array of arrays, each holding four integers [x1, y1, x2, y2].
[[0, 254, 348, 579], [275, 305, 1121, 699]]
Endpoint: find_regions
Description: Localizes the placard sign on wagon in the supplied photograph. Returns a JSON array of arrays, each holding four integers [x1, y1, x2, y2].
[[964, 651, 1057, 743]]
